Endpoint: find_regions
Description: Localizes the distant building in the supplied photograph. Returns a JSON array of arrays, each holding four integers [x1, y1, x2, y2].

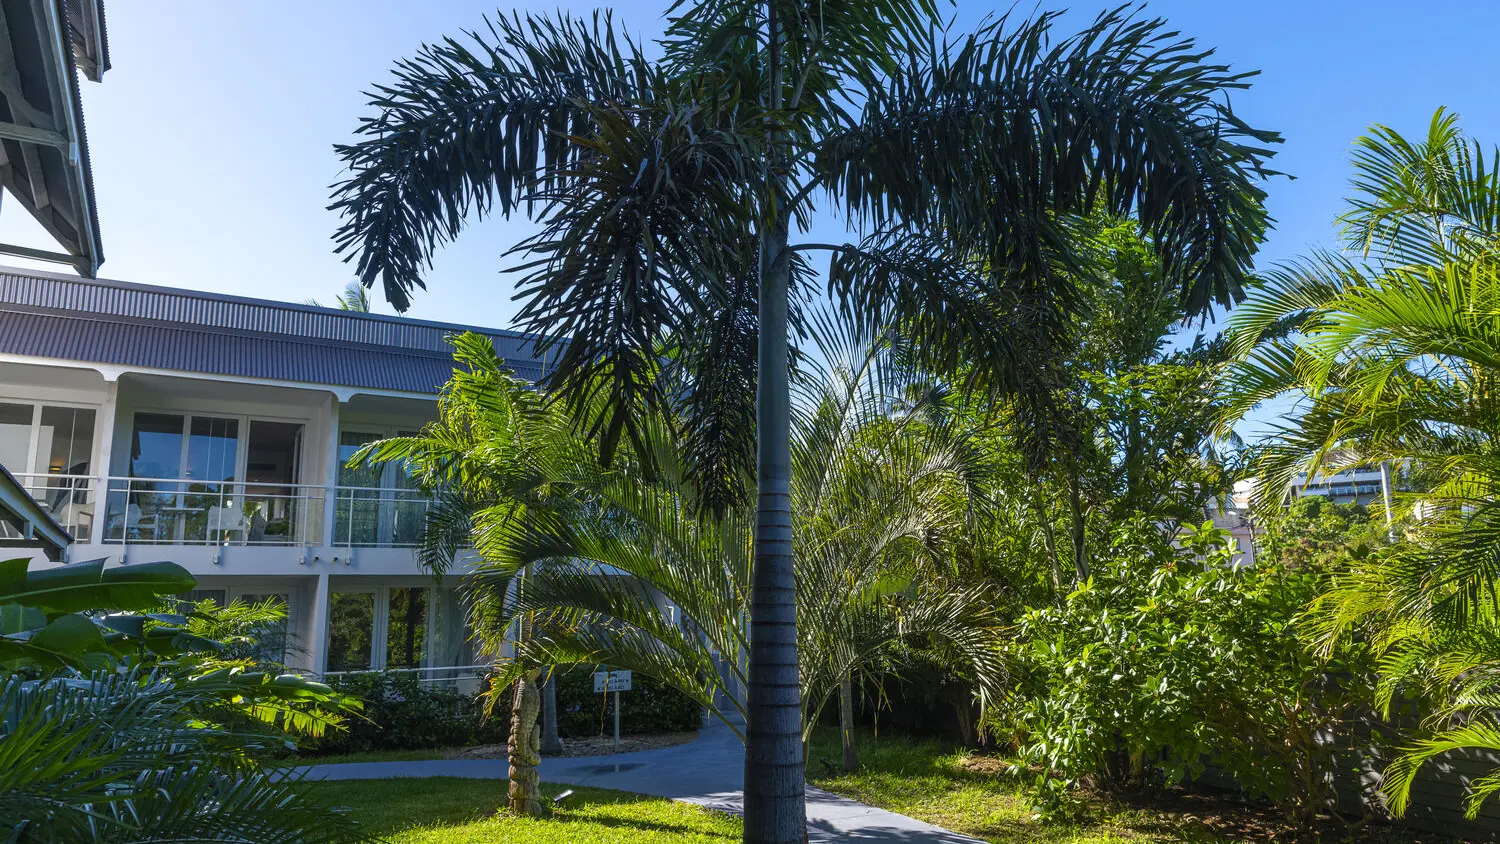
[[1288, 466, 1393, 507], [1230, 464, 1398, 511]]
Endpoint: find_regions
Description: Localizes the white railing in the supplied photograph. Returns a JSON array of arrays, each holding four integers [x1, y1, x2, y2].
[[103, 477, 326, 546], [331, 485, 433, 549], [322, 664, 490, 688], [93, 477, 436, 548], [5, 472, 94, 540]]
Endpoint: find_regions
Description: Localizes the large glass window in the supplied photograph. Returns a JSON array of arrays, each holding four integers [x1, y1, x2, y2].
[[336, 429, 427, 547], [327, 591, 375, 672], [335, 431, 380, 545], [34, 406, 95, 477], [31, 406, 96, 538], [129, 412, 186, 480], [244, 421, 305, 544], [386, 587, 428, 670]]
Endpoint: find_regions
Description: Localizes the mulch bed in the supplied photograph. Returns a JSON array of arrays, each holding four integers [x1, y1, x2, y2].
[[447, 730, 700, 760]]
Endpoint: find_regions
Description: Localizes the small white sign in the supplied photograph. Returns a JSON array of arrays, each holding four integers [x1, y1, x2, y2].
[[593, 669, 632, 693]]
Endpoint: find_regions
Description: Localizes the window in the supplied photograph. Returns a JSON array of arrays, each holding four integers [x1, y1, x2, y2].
[[0, 403, 97, 539], [336, 428, 426, 547], [0, 402, 97, 477], [327, 591, 375, 672], [35, 406, 94, 477], [385, 587, 428, 670], [184, 589, 226, 606], [110, 412, 309, 545]]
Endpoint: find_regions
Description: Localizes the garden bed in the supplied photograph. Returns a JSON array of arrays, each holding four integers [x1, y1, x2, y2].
[[451, 730, 700, 759]]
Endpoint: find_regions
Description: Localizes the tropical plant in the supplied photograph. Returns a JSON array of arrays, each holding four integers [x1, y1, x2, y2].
[[0, 673, 370, 843], [1220, 108, 1500, 818], [305, 280, 373, 312], [1010, 524, 1372, 826], [0, 558, 369, 842], [331, 3, 1278, 834], [363, 321, 1006, 771], [355, 331, 589, 815], [159, 596, 363, 738]]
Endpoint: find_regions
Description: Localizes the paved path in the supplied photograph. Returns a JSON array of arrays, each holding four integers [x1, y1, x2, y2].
[[301, 719, 984, 843]]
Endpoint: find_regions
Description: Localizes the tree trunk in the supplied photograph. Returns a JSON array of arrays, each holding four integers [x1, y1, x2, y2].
[[839, 673, 857, 773], [540, 672, 563, 756], [1034, 499, 1066, 608], [1067, 463, 1089, 585], [744, 200, 804, 844], [508, 668, 549, 817], [742, 1, 804, 841]]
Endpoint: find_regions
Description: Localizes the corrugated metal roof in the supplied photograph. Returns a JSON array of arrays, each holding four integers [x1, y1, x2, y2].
[[0, 268, 550, 393]]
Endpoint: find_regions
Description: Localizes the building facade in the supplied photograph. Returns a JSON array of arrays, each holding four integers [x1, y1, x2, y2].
[[0, 266, 546, 682]]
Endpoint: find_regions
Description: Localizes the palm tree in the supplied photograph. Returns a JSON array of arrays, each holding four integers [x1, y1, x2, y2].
[[368, 319, 1005, 768], [1219, 109, 1500, 818], [305, 280, 373, 312], [330, 6, 1278, 836]]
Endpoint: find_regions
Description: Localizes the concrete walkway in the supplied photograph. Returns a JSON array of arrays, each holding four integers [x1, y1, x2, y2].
[[301, 719, 984, 843]]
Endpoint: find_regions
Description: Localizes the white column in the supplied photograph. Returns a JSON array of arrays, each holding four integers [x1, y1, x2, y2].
[[87, 377, 119, 550], [307, 571, 331, 676], [321, 394, 341, 547]]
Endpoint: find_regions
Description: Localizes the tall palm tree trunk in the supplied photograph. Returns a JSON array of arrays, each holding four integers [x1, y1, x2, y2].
[[742, 2, 804, 841], [745, 208, 804, 842]]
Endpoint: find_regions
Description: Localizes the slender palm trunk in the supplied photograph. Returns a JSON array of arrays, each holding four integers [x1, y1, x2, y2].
[[839, 673, 857, 773], [742, 2, 804, 841], [508, 564, 548, 817], [541, 672, 563, 756], [745, 207, 804, 843]]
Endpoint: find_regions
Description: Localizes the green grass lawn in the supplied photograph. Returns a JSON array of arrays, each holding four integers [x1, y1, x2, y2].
[[311, 777, 741, 843], [309, 731, 1432, 843]]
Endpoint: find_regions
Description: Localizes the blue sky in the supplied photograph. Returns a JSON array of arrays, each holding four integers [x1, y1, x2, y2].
[[4, 0, 1498, 335]]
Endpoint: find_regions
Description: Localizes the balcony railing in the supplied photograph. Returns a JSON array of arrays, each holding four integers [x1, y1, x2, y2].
[[103, 477, 327, 546], [332, 485, 432, 548], [321, 664, 490, 688], [92, 477, 433, 548], [5, 472, 94, 540]]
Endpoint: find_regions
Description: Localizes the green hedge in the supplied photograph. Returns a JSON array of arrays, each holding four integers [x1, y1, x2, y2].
[[553, 665, 703, 737], [307, 672, 507, 756]]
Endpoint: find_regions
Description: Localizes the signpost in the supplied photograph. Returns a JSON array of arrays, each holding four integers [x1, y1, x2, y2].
[[592, 670, 632, 753]]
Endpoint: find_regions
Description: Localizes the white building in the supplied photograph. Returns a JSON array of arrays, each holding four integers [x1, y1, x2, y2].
[[0, 266, 548, 681], [1232, 466, 1396, 510]]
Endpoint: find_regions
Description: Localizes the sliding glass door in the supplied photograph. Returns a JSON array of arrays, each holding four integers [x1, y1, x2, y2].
[[109, 412, 306, 544]]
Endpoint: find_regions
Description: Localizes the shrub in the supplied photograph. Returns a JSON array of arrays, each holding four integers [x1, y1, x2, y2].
[[308, 671, 507, 755], [553, 665, 703, 737], [1005, 520, 1373, 825]]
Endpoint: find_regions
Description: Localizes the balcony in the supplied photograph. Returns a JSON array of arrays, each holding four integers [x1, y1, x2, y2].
[[93, 477, 432, 549]]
